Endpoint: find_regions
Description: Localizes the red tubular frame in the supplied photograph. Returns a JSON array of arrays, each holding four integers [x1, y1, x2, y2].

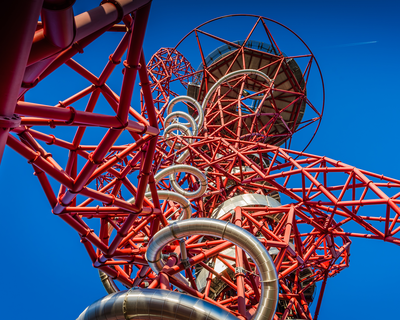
[[1, 5, 399, 320], [0, 0, 44, 165]]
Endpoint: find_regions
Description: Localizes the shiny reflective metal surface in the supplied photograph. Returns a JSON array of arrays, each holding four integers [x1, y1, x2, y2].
[[212, 193, 281, 220], [167, 95, 204, 130], [153, 164, 208, 199], [146, 218, 279, 320], [101, 189, 195, 294], [149, 94, 207, 199], [98, 270, 119, 294], [201, 69, 274, 113], [145, 191, 192, 221], [77, 288, 238, 320], [163, 95, 204, 164], [195, 194, 282, 294]]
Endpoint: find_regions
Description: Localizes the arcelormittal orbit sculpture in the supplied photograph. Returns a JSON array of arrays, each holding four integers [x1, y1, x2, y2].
[[1, 1, 399, 319]]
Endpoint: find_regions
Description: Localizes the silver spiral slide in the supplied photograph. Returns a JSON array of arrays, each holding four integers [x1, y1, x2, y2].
[[80, 219, 278, 320], [98, 96, 206, 295], [82, 94, 279, 319], [146, 219, 279, 320], [77, 287, 238, 320]]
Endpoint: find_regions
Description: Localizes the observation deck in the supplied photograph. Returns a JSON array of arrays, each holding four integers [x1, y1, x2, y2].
[[188, 40, 307, 146]]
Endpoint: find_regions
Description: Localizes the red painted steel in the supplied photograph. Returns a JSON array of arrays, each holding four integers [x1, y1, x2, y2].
[[0, 0, 44, 165], [0, 3, 399, 320]]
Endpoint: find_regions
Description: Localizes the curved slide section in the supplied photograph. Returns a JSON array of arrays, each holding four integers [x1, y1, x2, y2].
[[146, 218, 279, 320], [77, 288, 238, 320]]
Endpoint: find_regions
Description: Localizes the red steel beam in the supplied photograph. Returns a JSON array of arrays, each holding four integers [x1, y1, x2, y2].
[[0, 0, 44, 165]]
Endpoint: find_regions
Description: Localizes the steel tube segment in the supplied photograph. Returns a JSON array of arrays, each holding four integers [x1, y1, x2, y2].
[[28, 0, 152, 66], [234, 208, 247, 317], [98, 31, 131, 85], [41, 0, 76, 48], [144, 191, 192, 220], [75, 0, 150, 41], [132, 266, 151, 287], [167, 95, 204, 129], [98, 270, 119, 295], [129, 52, 159, 210], [138, 52, 158, 126], [6, 134, 74, 189], [153, 164, 208, 199], [98, 189, 193, 294], [0, 0, 43, 164], [146, 218, 279, 320], [117, 3, 151, 122], [201, 69, 273, 111], [15, 102, 151, 133], [36, 25, 113, 87], [77, 288, 239, 320], [20, 26, 112, 96], [162, 96, 204, 172]]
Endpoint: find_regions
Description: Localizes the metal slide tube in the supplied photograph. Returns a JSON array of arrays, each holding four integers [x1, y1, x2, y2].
[[153, 95, 207, 200], [77, 288, 238, 320], [163, 95, 203, 164], [99, 189, 193, 294], [164, 111, 197, 150], [164, 111, 198, 135], [98, 269, 119, 294], [167, 95, 204, 129], [146, 218, 279, 320], [201, 69, 273, 111], [153, 164, 207, 199], [163, 123, 193, 150], [144, 191, 192, 220]]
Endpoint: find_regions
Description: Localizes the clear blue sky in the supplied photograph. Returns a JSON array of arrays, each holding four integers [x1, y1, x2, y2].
[[1, 0, 399, 319]]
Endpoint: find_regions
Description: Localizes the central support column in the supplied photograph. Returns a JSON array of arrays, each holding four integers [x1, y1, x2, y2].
[[0, 0, 44, 164]]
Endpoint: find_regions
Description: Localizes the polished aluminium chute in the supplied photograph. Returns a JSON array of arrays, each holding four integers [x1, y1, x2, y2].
[[145, 218, 279, 320], [77, 287, 239, 320], [88, 218, 279, 320], [91, 91, 279, 320]]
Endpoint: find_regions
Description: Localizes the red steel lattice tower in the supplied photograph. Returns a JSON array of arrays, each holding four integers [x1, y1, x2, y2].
[[1, 2, 399, 320]]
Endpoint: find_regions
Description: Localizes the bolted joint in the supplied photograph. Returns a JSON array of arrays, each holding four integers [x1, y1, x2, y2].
[[123, 60, 141, 69], [101, 0, 124, 23], [181, 258, 190, 270], [161, 252, 178, 262], [235, 266, 246, 276], [0, 114, 21, 129], [88, 152, 103, 165], [109, 54, 121, 65]]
